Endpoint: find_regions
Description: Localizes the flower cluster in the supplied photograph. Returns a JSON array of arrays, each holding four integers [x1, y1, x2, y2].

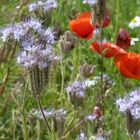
[[19, 28, 56, 69], [82, 0, 97, 6], [66, 81, 86, 98], [0, 17, 59, 69], [28, 0, 57, 13], [116, 89, 140, 120], [68, 1, 140, 81], [66, 81, 87, 107], [0, 18, 42, 42]]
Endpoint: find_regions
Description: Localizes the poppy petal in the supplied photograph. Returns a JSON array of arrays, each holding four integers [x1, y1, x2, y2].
[[114, 52, 140, 80], [69, 18, 94, 40], [90, 42, 127, 58], [69, 12, 94, 40]]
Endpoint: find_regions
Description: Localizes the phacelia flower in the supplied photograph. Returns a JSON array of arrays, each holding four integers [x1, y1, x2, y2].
[[43, 0, 57, 13], [77, 131, 87, 140], [66, 81, 87, 107], [114, 52, 140, 80], [17, 28, 56, 69], [116, 28, 131, 50], [0, 18, 42, 42], [28, 0, 57, 13], [83, 0, 97, 5], [116, 89, 140, 120], [90, 41, 127, 58], [28, 1, 43, 12], [69, 12, 94, 40]]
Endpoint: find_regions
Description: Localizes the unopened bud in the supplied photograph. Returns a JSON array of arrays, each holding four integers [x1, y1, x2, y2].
[[60, 31, 76, 53], [116, 28, 131, 50], [80, 64, 96, 78]]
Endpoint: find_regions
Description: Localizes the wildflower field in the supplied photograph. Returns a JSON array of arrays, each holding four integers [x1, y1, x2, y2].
[[1, 0, 140, 140]]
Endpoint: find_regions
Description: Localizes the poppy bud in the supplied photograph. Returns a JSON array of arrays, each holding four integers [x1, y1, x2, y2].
[[60, 31, 76, 53], [116, 28, 131, 50], [80, 64, 96, 78]]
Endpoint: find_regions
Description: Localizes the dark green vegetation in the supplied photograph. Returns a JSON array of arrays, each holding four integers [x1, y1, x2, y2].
[[0, 0, 140, 139]]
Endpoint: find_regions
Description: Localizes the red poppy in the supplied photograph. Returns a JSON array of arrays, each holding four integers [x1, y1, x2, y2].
[[116, 28, 131, 50], [114, 52, 140, 80], [90, 41, 127, 58], [69, 12, 94, 40]]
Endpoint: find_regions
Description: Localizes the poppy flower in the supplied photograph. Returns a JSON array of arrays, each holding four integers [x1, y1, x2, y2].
[[116, 28, 131, 50], [69, 12, 94, 40], [114, 52, 140, 80], [90, 41, 127, 58]]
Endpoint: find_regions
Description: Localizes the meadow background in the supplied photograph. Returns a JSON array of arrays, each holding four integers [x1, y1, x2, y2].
[[0, 0, 140, 140]]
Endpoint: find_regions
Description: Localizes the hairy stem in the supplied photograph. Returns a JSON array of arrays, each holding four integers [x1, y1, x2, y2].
[[22, 115, 28, 140], [64, 106, 76, 135], [35, 96, 52, 133], [60, 49, 64, 107]]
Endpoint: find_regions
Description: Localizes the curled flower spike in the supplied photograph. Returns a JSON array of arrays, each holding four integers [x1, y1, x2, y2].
[[116, 28, 131, 50], [69, 12, 94, 40], [90, 41, 127, 58], [114, 52, 140, 80]]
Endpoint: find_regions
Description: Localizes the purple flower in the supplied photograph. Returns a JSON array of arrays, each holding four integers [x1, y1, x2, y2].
[[28, 0, 57, 13], [83, 0, 97, 5], [0, 18, 42, 41], [85, 115, 96, 121], [28, 1, 43, 12], [17, 51, 38, 68], [116, 89, 140, 120], [43, 0, 57, 13], [37, 27, 56, 45], [17, 27, 58, 69], [22, 18, 42, 32], [66, 81, 87, 98], [0, 25, 16, 41]]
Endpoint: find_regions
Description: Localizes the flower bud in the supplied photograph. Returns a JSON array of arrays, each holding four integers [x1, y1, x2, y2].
[[116, 28, 131, 50], [60, 31, 76, 53], [80, 64, 96, 78], [66, 81, 87, 108]]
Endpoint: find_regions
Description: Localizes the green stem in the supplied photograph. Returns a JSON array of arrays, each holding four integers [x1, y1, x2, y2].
[[22, 115, 28, 140], [22, 80, 28, 109], [60, 48, 64, 107], [114, 0, 120, 39], [36, 120, 40, 140], [62, 119, 85, 138], [22, 80, 29, 140], [64, 106, 76, 135]]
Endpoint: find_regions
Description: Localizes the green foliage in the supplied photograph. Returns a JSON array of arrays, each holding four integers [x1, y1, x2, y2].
[[0, 0, 140, 139]]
